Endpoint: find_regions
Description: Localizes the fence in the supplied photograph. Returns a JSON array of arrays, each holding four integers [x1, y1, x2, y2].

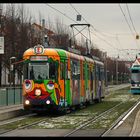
[[0, 87, 22, 106]]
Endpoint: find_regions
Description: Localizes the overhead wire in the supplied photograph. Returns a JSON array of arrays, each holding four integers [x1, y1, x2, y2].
[[119, 3, 139, 60], [46, 3, 117, 49], [45, 3, 135, 60], [118, 3, 139, 49], [69, 3, 133, 60], [126, 4, 138, 35], [116, 35, 134, 61], [126, 4, 140, 49], [69, 3, 118, 50], [46, 3, 113, 49], [45, 4, 79, 24]]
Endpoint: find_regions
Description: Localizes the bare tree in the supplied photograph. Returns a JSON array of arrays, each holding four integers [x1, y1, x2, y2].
[[51, 17, 71, 48]]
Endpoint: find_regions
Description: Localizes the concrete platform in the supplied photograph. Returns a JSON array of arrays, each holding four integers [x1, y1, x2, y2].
[[0, 104, 28, 121]]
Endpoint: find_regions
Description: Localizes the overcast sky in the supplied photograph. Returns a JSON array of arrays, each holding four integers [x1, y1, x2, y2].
[[16, 3, 140, 60]]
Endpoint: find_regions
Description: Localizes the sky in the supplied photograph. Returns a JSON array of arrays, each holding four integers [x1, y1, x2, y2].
[[6, 3, 140, 61]]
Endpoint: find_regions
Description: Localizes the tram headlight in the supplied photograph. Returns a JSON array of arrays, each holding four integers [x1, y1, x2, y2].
[[46, 100, 50, 104], [35, 89, 41, 96], [25, 100, 30, 105]]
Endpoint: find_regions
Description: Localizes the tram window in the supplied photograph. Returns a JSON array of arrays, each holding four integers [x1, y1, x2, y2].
[[28, 62, 49, 80], [49, 62, 57, 79], [134, 65, 140, 67], [60, 61, 68, 80], [101, 68, 104, 80], [30, 66, 35, 79], [65, 62, 68, 79], [92, 67, 95, 80], [87, 65, 89, 80], [90, 71, 94, 80], [71, 60, 80, 80], [96, 65, 101, 80], [23, 63, 28, 79], [132, 70, 139, 73], [38, 74, 42, 79]]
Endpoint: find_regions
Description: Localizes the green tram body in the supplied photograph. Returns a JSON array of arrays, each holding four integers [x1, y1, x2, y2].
[[130, 66, 140, 94], [22, 45, 105, 113]]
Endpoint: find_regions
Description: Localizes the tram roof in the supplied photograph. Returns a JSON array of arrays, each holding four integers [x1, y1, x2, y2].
[[23, 46, 86, 61], [23, 45, 104, 64]]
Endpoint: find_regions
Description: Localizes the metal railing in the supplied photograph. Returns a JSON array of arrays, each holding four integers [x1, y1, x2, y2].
[[0, 87, 22, 106]]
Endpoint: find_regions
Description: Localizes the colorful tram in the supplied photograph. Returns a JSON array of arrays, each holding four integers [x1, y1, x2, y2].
[[22, 44, 105, 113]]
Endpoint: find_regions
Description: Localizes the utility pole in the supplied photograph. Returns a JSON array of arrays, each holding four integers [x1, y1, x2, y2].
[[104, 52, 107, 87], [116, 55, 119, 85]]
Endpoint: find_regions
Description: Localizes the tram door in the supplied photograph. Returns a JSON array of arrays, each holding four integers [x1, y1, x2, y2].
[[60, 59, 71, 107], [90, 66, 94, 101], [95, 64, 101, 99], [71, 59, 80, 105]]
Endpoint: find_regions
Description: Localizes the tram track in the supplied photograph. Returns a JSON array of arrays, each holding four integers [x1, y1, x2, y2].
[[0, 112, 60, 135], [0, 101, 125, 136], [64, 96, 140, 137], [0, 85, 138, 137], [101, 97, 140, 137], [0, 112, 67, 136], [64, 102, 124, 137], [0, 113, 37, 135]]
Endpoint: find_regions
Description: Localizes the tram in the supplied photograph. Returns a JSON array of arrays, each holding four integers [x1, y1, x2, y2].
[[130, 57, 140, 94], [22, 44, 105, 113]]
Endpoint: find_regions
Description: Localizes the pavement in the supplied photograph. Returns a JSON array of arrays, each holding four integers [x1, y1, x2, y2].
[[0, 104, 27, 121]]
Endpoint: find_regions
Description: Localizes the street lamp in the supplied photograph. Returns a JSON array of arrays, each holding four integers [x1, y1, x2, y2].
[[10, 56, 16, 87]]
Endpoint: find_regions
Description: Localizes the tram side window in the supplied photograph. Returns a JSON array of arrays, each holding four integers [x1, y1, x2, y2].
[[71, 60, 80, 80], [65, 62, 68, 79], [23, 63, 28, 79], [92, 66, 95, 80], [96, 66, 101, 80], [49, 62, 57, 79], [132, 70, 139, 73], [90, 69, 94, 80], [87, 65, 90, 80], [101, 67, 104, 80], [60, 61, 68, 80]]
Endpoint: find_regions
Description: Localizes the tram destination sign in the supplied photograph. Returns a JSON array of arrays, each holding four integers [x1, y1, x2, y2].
[[0, 37, 4, 54]]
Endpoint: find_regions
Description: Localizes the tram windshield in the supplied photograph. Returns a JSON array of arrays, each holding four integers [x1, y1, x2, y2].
[[131, 69, 140, 83], [24, 62, 57, 80]]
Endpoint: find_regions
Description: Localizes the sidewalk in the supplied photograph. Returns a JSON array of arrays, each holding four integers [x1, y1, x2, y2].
[[106, 83, 130, 92], [0, 104, 27, 121]]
